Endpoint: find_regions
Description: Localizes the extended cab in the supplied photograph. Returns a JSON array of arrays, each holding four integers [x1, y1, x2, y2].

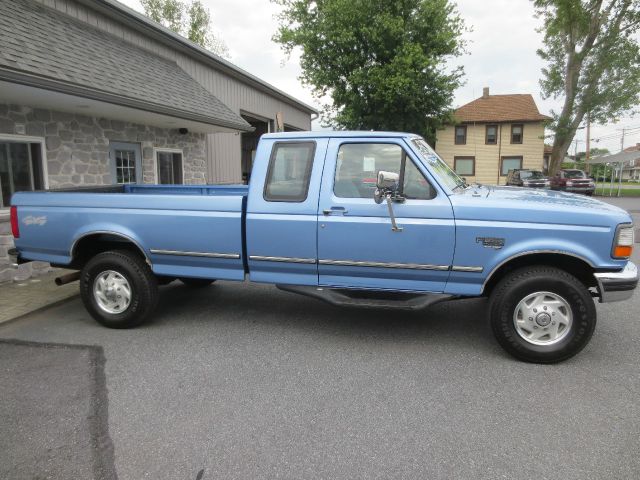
[[10, 132, 638, 363]]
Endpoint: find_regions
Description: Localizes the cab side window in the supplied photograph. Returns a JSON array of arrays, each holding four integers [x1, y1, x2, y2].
[[264, 142, 315, 202], [334, 143, 435, 200]]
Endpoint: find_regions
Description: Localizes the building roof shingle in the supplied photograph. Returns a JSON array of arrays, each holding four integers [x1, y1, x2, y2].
[[454, 94, 551, 124], [0, 0, 252, 131]]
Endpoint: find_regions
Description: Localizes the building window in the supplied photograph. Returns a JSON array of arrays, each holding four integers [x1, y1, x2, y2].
[[0, 140, 45, 208], [486, 125, 498, 145], [511, 124, 524, 144], [156, 150, 183, 184], [501, 156, 523, 176], [334, 143, 435, 200], [264, 142, 316, 202], [454, 156, 475, 176], [109, 142, 142, 184], [114, 150, 137, 184], [454, 125, 467, 145]]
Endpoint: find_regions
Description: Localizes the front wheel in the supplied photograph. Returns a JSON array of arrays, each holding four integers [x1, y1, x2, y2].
[[489, 266, 596, 363], [80, 250, 158, 328]]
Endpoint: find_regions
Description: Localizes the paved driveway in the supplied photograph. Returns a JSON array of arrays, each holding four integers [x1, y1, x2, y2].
[[0, 199, 639, 480]]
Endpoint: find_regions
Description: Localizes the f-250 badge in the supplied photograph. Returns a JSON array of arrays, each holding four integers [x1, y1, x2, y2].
[[476, 237, 505, 249]]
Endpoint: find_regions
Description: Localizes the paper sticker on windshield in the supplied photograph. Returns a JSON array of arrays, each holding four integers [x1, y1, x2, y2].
[[363, 156, 375, 171]]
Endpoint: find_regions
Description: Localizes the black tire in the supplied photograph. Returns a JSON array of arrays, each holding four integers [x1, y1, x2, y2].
[[179, 277, 216, 288], [489, 266, 596, 363], [80, 250, 158, 329]]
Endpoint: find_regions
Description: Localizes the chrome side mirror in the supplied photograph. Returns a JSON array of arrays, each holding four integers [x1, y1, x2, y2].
[[377, 170, 399, 190], [374, 171, 399, 204]]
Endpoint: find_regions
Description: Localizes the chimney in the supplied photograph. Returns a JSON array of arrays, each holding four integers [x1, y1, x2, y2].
[[482, 87, 490, 99]]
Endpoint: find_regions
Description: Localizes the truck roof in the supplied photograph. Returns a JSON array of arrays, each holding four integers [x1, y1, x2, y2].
[[262, 131, 421, 140]]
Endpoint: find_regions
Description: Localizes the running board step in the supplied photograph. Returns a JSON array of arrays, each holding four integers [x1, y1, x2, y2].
[[276, 285, 453, 311]]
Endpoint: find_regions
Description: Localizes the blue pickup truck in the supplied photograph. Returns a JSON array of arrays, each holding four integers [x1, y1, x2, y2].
[[9, 131, 637, 363]]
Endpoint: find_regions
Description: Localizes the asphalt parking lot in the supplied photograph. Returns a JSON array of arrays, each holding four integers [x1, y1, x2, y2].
[[1, 198, 639, 480]]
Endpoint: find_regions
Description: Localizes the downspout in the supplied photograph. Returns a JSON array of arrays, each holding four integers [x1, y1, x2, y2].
[[497, 124, 503, 185]]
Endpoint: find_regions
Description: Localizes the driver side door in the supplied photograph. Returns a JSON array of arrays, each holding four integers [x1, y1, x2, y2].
[[317, 138, 455, 292]]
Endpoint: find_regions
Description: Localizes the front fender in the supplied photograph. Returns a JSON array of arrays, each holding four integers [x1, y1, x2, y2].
[[446, 220, 624, 296]]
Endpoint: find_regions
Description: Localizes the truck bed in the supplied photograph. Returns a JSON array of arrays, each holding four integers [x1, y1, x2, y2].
[[11, 184, 249, 281]]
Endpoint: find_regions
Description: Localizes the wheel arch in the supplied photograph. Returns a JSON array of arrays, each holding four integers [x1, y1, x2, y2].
[[481, 251, 598, 296], [70, 230, 151, 269]]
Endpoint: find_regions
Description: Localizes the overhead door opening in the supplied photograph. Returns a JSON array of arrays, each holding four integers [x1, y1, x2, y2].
[[241, 114, 271, 184]]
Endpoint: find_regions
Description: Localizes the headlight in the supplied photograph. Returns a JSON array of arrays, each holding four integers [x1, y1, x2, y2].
[[566, 181, 574, 186], [612, 224, 635, 259]]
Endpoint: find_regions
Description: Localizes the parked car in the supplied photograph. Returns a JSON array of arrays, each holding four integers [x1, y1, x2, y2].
[[9, 132, 637, 363], [550, 169, 595, 195], [506, 169, 550, 188]]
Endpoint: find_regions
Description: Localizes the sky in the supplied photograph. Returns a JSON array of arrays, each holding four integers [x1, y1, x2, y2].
[[120, 0, 640, 154]]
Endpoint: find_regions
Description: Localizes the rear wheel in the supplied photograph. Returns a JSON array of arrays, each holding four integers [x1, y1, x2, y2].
[[80, 250, 158, 328], [489, 266, 596, 363], [179, 277, 216, 288]]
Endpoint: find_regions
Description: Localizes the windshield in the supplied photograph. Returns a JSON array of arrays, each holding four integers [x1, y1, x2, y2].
[[411, 138, 464, 191], [564, 170, 586, 179], [521, 170, 545, 179]]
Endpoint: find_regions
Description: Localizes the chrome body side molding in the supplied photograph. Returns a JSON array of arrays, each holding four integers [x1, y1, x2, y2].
[[150, 249, 241, 259], [451, 265, 484, 273], [249, 255, 316, 264], [319, 259, 450, 271]]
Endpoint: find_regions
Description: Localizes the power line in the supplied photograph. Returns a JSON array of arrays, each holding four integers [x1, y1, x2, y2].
[[592, 127, 640, 143]]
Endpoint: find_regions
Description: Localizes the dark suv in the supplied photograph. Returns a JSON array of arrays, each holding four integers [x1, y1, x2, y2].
[[550, 169, 595, 195], [506, 169, 550, 188]]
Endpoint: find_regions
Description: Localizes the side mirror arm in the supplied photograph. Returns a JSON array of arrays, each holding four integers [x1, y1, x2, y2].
[[374, 170, 404, 232], [374, 187, 403, 232]]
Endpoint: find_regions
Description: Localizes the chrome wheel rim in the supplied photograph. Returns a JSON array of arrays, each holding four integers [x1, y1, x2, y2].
[[93, 270, 132, 314], [513, 291, 573, 346]]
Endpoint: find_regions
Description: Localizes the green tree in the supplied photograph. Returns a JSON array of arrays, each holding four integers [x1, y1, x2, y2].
[[535, 0, 640, 175], [140, 0, 229, 58], [272, 0, 466, 143], [575, 146, 610, 160]]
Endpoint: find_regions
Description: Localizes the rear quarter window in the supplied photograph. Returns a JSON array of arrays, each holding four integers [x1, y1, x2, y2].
[[264, 142, 316, 202]]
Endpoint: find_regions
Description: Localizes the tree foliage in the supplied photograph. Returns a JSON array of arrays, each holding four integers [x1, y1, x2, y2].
[[140, 0, 229, 58], [272, 0, 466, 143], [535, 0, 640, 175]]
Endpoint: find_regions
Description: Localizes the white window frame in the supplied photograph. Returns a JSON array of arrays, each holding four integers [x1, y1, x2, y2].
[[0, 134, 49, 210], [153, 148, 184, 185]]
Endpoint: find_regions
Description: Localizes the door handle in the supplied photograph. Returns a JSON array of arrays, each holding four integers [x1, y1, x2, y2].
[[323, 206, 348, 215]]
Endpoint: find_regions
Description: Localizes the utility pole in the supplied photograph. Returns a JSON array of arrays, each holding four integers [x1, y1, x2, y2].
[[616, 127, 627, 198], [585, 112, 591, 173]]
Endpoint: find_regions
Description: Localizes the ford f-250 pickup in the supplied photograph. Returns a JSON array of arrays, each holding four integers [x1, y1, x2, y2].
[[9, 132, 638, 363]]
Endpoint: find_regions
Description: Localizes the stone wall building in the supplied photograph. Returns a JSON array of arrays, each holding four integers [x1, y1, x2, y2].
[[0, 0, 316, 282]]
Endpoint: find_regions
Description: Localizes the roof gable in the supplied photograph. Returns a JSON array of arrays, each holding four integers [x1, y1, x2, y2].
[[454, 94, 551, 124]]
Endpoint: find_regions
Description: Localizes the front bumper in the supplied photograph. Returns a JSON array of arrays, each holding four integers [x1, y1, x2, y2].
[[565, 186, 595, 193], [594, 262, 638, 303]]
